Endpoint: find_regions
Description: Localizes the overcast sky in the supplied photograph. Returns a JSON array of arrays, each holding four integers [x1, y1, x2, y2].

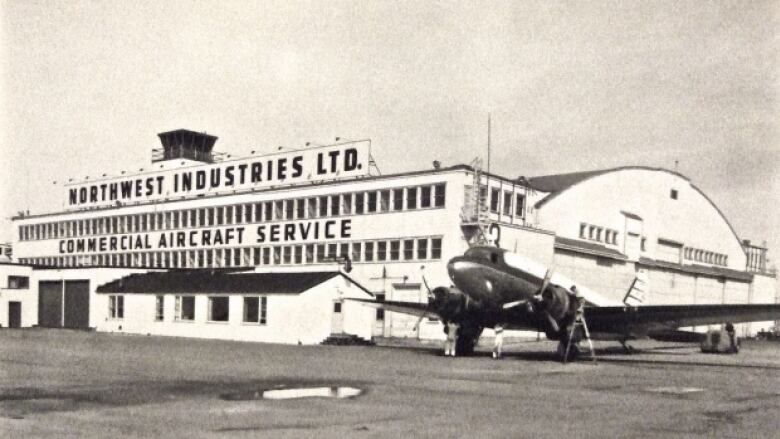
[[1, 1, 777, 269]]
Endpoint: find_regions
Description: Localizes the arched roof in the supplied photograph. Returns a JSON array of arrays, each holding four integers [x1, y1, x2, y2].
[[529, 166, 745, 254]]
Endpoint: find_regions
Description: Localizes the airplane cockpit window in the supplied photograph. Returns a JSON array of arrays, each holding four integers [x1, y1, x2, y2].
[[465, 247, 501, 264]]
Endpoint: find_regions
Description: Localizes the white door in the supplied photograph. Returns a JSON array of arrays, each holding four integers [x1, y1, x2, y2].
[[331, 300, 344, 334]]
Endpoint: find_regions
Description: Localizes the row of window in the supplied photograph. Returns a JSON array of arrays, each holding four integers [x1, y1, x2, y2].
[[488, 187, 526, 217], [19, 183, 447, 241], [108, 294, 268, 325], [684, 246, 728, 267], [18, 237, 444, 268], [579, 223, 619, 245]]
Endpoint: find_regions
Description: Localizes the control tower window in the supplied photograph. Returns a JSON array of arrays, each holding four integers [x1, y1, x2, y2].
[[367, 192, 378, 213], [421, 186, 431, 208], [392, 189, 404, 210], [490, 188, 499, 213], [434, 184, 446, 207], [407, 187, 418, 209]]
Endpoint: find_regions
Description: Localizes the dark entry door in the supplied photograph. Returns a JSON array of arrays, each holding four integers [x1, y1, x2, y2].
[[8, 302, 21, 328], [64, 280, 90, 329], [39, 281, 63, 328]]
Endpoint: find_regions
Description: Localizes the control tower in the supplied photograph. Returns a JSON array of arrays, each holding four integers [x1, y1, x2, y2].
[[154, 129, 218, 163]]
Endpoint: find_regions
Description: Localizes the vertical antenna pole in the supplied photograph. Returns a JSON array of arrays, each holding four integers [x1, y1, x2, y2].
[[487, 113, 491, 176]]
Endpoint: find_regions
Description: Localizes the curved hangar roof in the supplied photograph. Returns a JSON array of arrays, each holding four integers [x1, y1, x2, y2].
[[526, 166, 746, 267]]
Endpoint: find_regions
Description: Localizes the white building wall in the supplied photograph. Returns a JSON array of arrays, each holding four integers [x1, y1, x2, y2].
[[536, 169, 747, 269], [0, 264, 36, 327], [95, 275, 373, 345]]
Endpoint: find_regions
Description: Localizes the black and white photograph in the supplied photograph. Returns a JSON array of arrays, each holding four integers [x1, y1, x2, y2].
[[1, 1, 778, 437]]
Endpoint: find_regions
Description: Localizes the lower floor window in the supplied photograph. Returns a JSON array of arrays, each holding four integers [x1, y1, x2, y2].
[[155, 295, 164, 321], [175, 295, 195, 321], [243, 296, 267, 325], [109, 295, 124, 319], [208, 296, 230, 322]]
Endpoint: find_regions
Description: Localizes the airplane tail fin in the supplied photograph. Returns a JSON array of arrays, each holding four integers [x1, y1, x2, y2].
[[623, 270, 648, 306]]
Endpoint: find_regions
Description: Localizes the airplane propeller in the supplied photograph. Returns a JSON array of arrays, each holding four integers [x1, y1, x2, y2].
[[502, 268, 560, 332]]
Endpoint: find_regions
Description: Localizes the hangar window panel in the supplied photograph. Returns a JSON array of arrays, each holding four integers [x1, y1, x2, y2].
[[417, 239, 428, 260], [78, 221, 84, 236], [392, 189, 404, 210], [407, 187, 418, 210], [217, 207, 225, 225], [305, 244, 314, 263], [364, 242, 374, 262], [235, 205, 243, 224], [262, 247, 271, 265], [490, 188, 499, 213], [294, 246, 303, 264], [340, 243, 349, 259], [431, 238, 442, 259], [588, 226, 595, 240], [235, 248, 243, 266], [380, 190, 390, 211], [157, 213, 165, 230], [208, 297, 229, 322], [155, 296, 164, 321], [421, 186, 432, 208], [264, 202, 273, 222], [164, 252, 172, 268], [390, 241, 400, 260], [227, 206, 235, 224], [197, 250, 205, 267], [207, 209, 215, 226], [502, 191, 512, 215], [579, 223, 587, 238], [198, 209, 206, 227], [273, 247, 281, 264], [355, 193, 365, 214], [109, 295, 124, 319], [224, 249, 231, 267], [180, 211, 188, 228], [319, 196, 329, 217], [284, 200, 294, 220], [342, 193, 353, 214], [254, 203, 263, 222], [331, 195, 340, 216], [434, 184, 446, 207], [316, 244, 326, 262], [164, 213, 171, 229], [274, 201, 284, 220], [175, 296, 195, 321], [295, 199, 306, 219], [351, 242, 362, 262], [403, 239, 415, 260], [367, 192, 378, 213], [377, 241, 387, 261], [328, 244, 338, 260], [244, 204, 252, 223], [253, 247, 261, 265], [307, 198, 318, 218]]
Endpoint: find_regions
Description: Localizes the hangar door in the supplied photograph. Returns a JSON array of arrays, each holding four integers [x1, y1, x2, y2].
[[38, 280, 91, 329], [39, 281, 63, 328]]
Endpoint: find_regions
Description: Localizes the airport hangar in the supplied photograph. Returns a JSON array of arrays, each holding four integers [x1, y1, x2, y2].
[[4, 129, 776, 342]]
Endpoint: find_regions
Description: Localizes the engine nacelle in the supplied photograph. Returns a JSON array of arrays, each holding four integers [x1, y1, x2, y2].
[[430, 286, 470, 322]]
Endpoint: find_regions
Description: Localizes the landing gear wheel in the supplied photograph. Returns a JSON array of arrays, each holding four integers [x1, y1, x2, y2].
[[455, 324, 483, 356]]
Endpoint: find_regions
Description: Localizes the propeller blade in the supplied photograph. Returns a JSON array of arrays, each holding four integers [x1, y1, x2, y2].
[[544, 310, 560, 333], [412, 311, 427, 331]]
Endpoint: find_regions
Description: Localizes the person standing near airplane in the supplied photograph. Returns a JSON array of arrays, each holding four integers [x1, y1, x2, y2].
[[444, 321, 459, 356], [492, 325, 504, 359]]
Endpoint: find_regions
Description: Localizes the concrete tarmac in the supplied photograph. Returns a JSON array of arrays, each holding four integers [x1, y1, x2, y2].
[[1, 329, 779, 438]]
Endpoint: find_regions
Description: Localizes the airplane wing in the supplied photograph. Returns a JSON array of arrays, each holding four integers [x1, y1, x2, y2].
[[347, 298, 439, 319], [583, 303, 780, 337]]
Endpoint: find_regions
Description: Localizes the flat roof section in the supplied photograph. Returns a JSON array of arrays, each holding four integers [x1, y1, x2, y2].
[[97, 270, 346, 295]]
